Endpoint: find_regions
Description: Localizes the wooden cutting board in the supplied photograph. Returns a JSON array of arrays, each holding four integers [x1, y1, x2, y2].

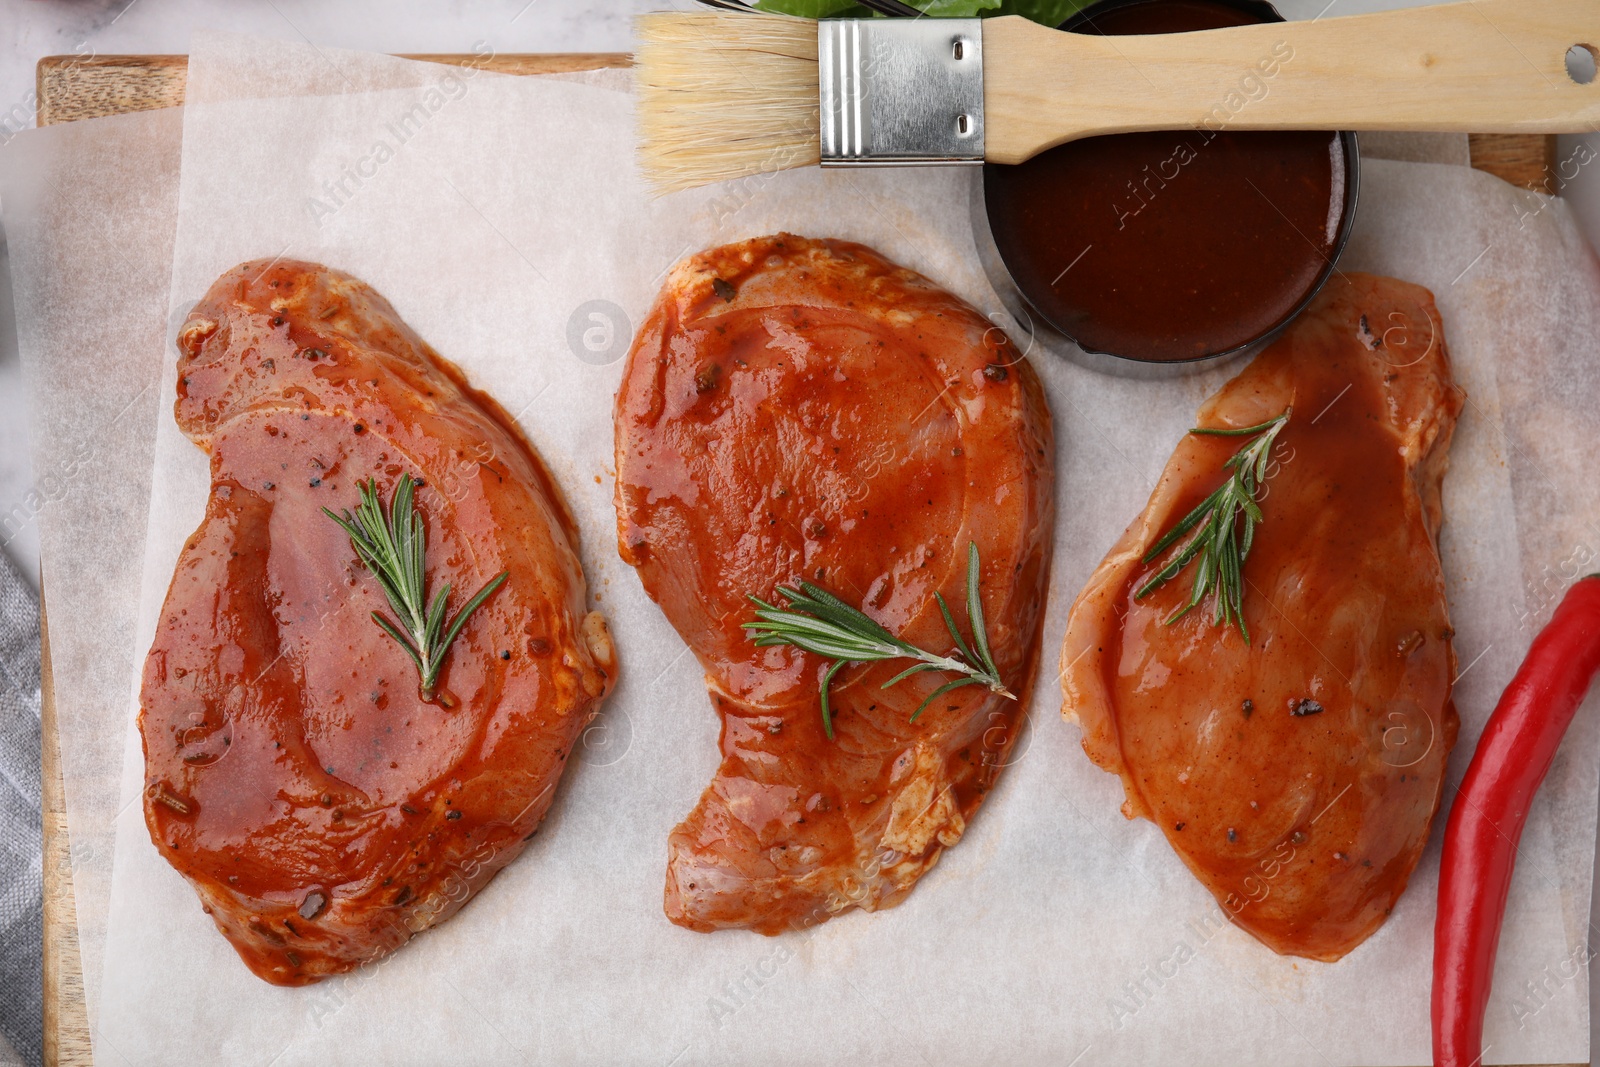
[[31, 50, 1571, 1067]]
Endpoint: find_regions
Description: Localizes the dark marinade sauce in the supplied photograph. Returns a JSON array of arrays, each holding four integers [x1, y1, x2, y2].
[[984, 0, 1346, 362]]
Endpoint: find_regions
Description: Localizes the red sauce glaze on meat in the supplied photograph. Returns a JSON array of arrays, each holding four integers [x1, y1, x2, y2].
[[615, 234, 1054, 933], [1061, 273, 1463, 960], [140, 260, 616, 984]]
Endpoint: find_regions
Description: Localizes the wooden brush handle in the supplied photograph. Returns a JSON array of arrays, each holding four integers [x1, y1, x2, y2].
[[983, 0, 1600, 163]]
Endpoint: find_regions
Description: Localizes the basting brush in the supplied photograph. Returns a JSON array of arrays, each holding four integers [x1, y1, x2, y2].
[[636, 0, 1600, 192]]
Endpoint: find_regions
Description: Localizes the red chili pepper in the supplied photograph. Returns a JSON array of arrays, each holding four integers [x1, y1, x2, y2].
[[1434, 574, 1600, 1067]]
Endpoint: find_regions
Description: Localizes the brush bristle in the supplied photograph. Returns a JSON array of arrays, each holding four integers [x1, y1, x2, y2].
[[635, 12, 820, 194]]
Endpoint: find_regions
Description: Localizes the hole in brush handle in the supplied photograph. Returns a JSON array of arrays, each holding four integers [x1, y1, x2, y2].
[[1566, 43, 1597, 85]]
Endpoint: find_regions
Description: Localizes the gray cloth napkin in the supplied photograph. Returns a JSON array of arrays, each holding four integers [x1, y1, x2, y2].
[[0, 550, 41, 1067]]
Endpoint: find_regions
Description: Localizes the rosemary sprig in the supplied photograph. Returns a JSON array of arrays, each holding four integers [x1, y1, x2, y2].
[[743, 542, 1014, 739], [1133, 408, 1291, 644], [323, 474, 507, 701]]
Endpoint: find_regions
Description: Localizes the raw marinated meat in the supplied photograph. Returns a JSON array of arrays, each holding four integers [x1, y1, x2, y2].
[[140, 260, 615, 984], [1061, 273, 1463, 961], [616, 234, 1054, 933]]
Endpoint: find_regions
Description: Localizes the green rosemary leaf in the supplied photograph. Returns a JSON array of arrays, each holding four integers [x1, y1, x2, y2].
[[881, 661, 946, 689], [965, 543, 1002, 681], [743, 542, 1015, 738], [372, 612, 424, 674], [1190, 414, 1288, 438], [1141, 482, 1225, 565], [1135, 515, 1210, 600], [911, 676, 986, 722], [742, 608, 897, 662], [819, 660, 848, 741], [935, 591, 976, 666], [325, 474, 509, 699], [421, 584, 452, 678], [430, 571, 508, 691], [1135, 408, 1290, 642], [790, 583, 906, 649]]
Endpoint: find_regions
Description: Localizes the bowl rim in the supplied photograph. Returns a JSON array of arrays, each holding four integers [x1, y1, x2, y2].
[[979, 0, 1363, 367]]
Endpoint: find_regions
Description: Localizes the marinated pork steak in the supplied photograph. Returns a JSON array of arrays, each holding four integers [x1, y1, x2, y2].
[[615, 234, 1054, 933], [141, 260, 616, 984], [1061, 273, 1463, 961]]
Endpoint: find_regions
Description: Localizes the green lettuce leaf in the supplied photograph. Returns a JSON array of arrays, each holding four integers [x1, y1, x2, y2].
[[995, 0, 1095, 23], [913, 0, 1004, 13]]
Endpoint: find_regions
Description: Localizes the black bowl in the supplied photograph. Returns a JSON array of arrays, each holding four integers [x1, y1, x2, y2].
[[975, 0, 1360, 375]]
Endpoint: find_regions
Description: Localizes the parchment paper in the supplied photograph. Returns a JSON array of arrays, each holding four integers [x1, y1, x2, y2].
[[0, 106, 183, 1049], [0, 63, 625, 1061], [82, 32, 1600, 1067]]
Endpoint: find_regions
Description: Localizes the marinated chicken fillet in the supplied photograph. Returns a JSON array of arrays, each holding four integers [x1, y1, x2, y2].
[[616, 235, 1054, 933], [141, 260, 615, 984], [1061, 272, 1463, 961]]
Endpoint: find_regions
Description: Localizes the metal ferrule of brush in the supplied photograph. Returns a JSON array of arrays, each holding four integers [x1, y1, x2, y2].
[[817, 18, 985, 167]]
